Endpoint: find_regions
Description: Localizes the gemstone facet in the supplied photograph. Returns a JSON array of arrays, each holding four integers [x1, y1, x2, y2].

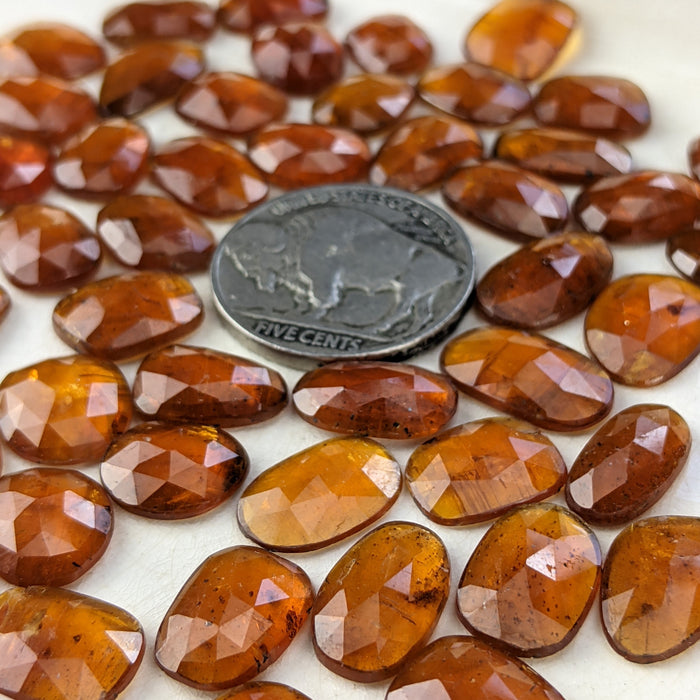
[[667, 229, 700, 283], [0, 135, 52, 206], [218, 0, 328, 34], [216, 683, 311, 700]]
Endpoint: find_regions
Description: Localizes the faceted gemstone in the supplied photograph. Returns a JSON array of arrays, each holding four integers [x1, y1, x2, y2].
[[0, 204, 101, 290], [386, 635, 565, 700], [345, 15, 433, 76], [533, 75, 651, 138], [0, 42, 38, 80], [667, 229, 700, 283], [457, 503, 601, 657], [11, 23, 106, 80], [251, 23, 344, 96], [103, 1, 217, 45], [0, 468, 113, 586], [405, 418, 566, 526], [101, 422, 248, 519], [292, 361, 457, 439], [52, 118, 150, 198], [97, 195, 215, 271], [175, 71, 288, 136], [464, 0, 577, 81], [152, 137, 268, 217], [0, 355, 132, 465], [566, 404, 691, 525], [573, 171, 700, 243], [494, 127, 633, 183], [0, 286, 9, 324], [216, 683, 311, 700], [248, 124, 370, 189], [0, 135, 52, 207], [601, 516, 700, 663], [155, 546, 313, 689], [584, 274, 700, 386], [0, 586, 144, 700], [218, 0, 328, 34], [238, 436, 402, 551], [369, 115, 482, 192], [312, 74, 415, 134], [418, 63, 531, 126], [52, 272, 204, 361], [132, 345, 288, 427], [441, 326, 614, 431], [690, 136, 700, 180], [99, 41, 205, 117], [442, 162, 569, 241], [476, 232, 614, 329], [312, 521, 449, 681]]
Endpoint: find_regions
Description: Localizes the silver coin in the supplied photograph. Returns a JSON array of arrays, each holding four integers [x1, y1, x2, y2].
[[210, 184, 475, 362]]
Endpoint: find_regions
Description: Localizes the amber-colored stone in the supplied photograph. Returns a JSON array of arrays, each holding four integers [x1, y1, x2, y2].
[[251, 23, 343, 96], [370, 115, 482, 192], [418, 63, 531, 126], [386, 635, 565, 700], [100, 41, 205, 117], [238, 436, 401, 551], [566, 404, 691, 525], [0, 42, 38, 80], [667, 229, 700, 283], [133, 345, 288, 427], [533, 75, 651, 138], [293, 360, 457, 439], [175, 71, 287, 136], [217, 683, 311, 700], [101, 422, 248, 519], [690, 136, 700, 180], [218, 0, 328, 34], [0, 204, 101, 290], [155, 546, 313, 689], [152, 137, 268, 217], [0, 468, 112, 586], [442, 162, 568, 241], [601, 516, 700, 663], [441, 326, 613, 431], [0, 286, 9, 324], [457, 503, 601, 657], [584, 274, 700, 387], [0, 135, 52, 207], [406, 418, 566, 526], [476, 232, 614, 329], [0, 355, 132, 465], [97, 195, 215, 271], [52, 271, 204, 361]]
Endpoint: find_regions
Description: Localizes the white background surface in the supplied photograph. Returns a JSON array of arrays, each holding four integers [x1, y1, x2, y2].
[[1, 0, 700, 698]]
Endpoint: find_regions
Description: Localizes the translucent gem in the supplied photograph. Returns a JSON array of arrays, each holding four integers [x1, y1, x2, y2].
[[667, 229, 700, 283], [0, 41, 38, 80], [0, 134, 52, 207], [0, 286, 9, 324], [216, 682, 311, 700], [690, 136, 700, 180], [217, 0, 328, 34]]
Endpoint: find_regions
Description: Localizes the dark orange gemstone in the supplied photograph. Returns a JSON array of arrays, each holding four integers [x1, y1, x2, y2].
[[155, 546, 313, 689], [441, 326, 614, 431], [0, 468, 113, 586], [0, 204, 101, 290], [667, 229, 700, 283], [97, 194, 215, 271], [457, 504, 601, 657], [690, 136, 700, 180], [476, 232, 614, 329], [133, 344, 288, 427], [0, 134, 52, 206], [292, 360, 457, 439], [0, 354, 132, 465], [217, 683, 311, 700], [0, 41, 38, 80], [176, 71, 288, 136], [218, 0, 328, 34], [442, 161, 569, 241]]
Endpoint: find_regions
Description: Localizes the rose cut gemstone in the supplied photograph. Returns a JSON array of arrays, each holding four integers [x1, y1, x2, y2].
[[667, 229, 700, 283], [217, 0, 328, 34], [0, 135, 52, 207], [216, 683, 311, 700], [0, 41, 38, 80]]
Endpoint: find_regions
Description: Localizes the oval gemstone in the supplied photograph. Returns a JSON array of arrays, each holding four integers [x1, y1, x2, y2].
[[667, 229, 700, 283], [457, 503, 601, 657], [406, 418, 566, 526], [0, 134, 52, 207], [292, 360, 457, 439], [238, 436, 401, 551], [476, 232, 614, 329], [690, 136, 700, 180], [584, 274, 700, 386], [464, 0, 577, 81], [133, 345, 288, 427], [386, 635, 565, 700], [601, 516, 700, 663], [155, 546, 313, 689], [0, 468, 113, 586], [312, 521, 449, 681], [218, 0, 328, 34], [101, 422, 248, 519], [441, 326, 614, 431], [52, 271, 204, 361], [566, 404, 691, 525], [0, 41, 38, 79], [0, 586, 144, 700], [0, 355, 132, 465], [442, 162, 569, 241], [216, 683, 311, 700]]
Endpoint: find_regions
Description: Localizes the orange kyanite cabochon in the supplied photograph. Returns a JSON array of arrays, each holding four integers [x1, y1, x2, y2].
[[312, 521, 449, 681], [155, 546, 313, 690], [667, 229, 700, 283], [216, 682, 311, 700], [218, 0, 328, 34], [584, 274, 700, 386], [0, 135, 52, 207]]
